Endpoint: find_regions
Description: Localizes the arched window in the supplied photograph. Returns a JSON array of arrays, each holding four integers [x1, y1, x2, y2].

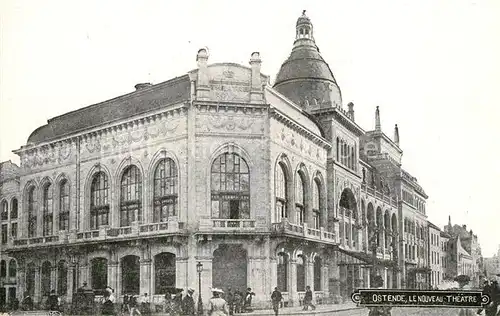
[[0, 260, 6, 277], [314, 256, 322, 291], [312, 180, 320, 229], [1, 200, 7, 220], [275, 163, 287, 223], [42, 183, 53, 236], [120, 165, 142, 227], [336, 138, 340, 161], [10, 198, 18, 219], [296, 254, 305, 292], [295, 173, 305, 225], [90, 172, 110, 229], [211, 153, 250, 220], [154, 253, 176, 294], [59, 180, 70, 231], [8, 259, 16, 278], [153, 158, 178, 223], [122, 255, 140, 295], [277, 252, 288, 292], [27, 186, 37, 238]]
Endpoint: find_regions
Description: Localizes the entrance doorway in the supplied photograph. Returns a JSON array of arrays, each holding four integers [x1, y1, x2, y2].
[[212, 244, 247, 292]]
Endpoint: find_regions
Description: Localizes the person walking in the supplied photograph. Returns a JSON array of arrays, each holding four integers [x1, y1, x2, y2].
[[129, 295, 141, 316], [271, 287, 282, 316], [47, 290, 59, 311], [243, 288, 255, 312], [233, 290, 243, 314], [226, 288, 234, 315], [141, 293, 151, 315], [302, 286, 316, 311], [209, 288, 229, 316], [182, 288, 196, 316]]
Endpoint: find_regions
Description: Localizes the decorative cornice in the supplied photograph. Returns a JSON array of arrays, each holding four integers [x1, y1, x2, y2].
[[270, 108, 331, 149], [311, 107, 365, 136]]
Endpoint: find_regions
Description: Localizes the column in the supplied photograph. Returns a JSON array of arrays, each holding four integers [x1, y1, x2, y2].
[[79, 263, 89, 287], [248, 256, 267, 308], [349, 217, 353, 248], [355, 266, 364, 289], [306, 257, 314, 291], [384, 268, 388, 289], [270, 257, 277, 292], [329, 253, 340, 299], [108, 261, 118, 297], [67, 263, 75, 303], [176, 257, 189, 290], [139, 259, 152, 295], [289, 259, 298, 306], [17, 265, 26, 299], [363, 266, 370, 288], [34, 265, 41, 305]]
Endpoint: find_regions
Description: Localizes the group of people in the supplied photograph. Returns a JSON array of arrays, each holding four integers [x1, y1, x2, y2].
[[478, 279, 500, 316], [219, 287, 255, 314]]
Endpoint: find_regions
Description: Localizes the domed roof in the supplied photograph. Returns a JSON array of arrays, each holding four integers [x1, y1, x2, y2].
[[273, 11, 342, 110]]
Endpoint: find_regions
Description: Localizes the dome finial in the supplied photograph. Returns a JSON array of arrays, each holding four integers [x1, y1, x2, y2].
[[302, 10, 306, 15]]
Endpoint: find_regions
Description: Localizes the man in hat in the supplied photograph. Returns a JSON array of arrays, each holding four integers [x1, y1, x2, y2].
[[271, 287, 283, 316], [182, 288, 196, 315]]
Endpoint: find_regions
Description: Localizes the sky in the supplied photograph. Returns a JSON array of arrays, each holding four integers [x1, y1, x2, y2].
[[1, 0, 499, 257]]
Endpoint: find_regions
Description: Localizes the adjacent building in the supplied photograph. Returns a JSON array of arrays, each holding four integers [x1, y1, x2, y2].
[[1, 11, 434, 308], [428, 222, 442, 288], [483, 246, 500, 280]]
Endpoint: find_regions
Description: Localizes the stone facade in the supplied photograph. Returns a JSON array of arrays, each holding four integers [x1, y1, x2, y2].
[[1, 11, 434, 311]]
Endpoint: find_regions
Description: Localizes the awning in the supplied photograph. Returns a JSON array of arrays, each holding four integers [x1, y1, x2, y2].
[[335, 246, 398, 268]]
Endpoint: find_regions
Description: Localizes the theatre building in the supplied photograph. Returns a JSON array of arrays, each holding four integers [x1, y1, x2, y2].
[[1, 12, 429, 308]]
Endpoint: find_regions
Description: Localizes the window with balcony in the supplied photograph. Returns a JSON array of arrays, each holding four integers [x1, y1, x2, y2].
[[1, 200, 7, 221], [10, 198, 17, 220], [27, 186, 37, 238], [275, 163, 288, 222], [120, 165, 142, 227], [295, 173, 305, 225], [59, 180, 70, 231], [312, 180, 320, 229], [90, 172, 109, 230], [42, 183, 53, 236], [211, 153, 250, 221], [153, 158, 178, 223]]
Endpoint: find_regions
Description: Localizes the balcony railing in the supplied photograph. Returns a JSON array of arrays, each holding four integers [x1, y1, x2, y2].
[[272, 219, 336, 243], [361, 183, 398, 208], [8, 221, 184, 249], [212, 219, 256, 229]]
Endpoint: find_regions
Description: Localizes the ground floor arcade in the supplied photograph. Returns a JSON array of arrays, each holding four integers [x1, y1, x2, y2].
[[8, 235, 401, 309]]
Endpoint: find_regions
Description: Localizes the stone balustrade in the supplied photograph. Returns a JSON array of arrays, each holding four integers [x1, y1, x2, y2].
[[272, 219, 336, 244]]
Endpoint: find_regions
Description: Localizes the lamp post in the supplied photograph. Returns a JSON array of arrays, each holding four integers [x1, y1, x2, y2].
[[197, 262, 203, 316]]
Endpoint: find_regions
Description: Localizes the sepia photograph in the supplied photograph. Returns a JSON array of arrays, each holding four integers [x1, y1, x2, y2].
[[0, 1, 499, 315]]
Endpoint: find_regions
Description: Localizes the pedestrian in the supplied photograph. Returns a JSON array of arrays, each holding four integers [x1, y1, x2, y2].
[[271, 287, 282, 316], [209, 288, 229, 316], [182, 288, 196, 315], [164, 293, 172, 314], [171, 290, 184, 316], [47, 289, 59, 311], [243, 288, 255, 312], [101, 288, 115, 315], [233, 290, 242, 314], [122, 295, 130, 315], [141, 293, 151, 315], [226, 287, 234, 315], [21, 291, 33, 311], [302, 286, 316, 311], [129, 295, 141, 316]]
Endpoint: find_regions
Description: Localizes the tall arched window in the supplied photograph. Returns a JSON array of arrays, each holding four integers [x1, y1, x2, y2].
[[336, 138, 340, 161], [120, 165, 142, 227], [275, 164, 287, 223], [8, 259, 16, 278], [153, 158, 178, 222], [57, 260, 68, 295], [90, 172, 109, 230], [1, 200, 7, 220], [277, 252, 288, 292], [10, 198, 18, 220], [91, 258, 108, 291], [295, 173, 305, 225], [42, 183, 53, 236], [59, 180, 70, 231], [41, 261, 51, 296], [296, 254, 305, 292], [0, 260, 6, 277], [154, 253, 176, 294], [312, 180, 320, 229], [27, 187, 37, 238], [211, 153, 250, 220]]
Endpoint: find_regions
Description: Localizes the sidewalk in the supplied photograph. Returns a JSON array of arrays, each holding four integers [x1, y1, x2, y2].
[[244, 302, 362, 315]]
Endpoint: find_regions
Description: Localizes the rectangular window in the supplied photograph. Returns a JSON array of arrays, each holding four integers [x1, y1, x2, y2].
[[11, 222, 17, 238], [1, 224, 7, 244]]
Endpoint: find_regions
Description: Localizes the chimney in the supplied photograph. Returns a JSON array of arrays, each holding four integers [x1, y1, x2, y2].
[[249, 52, 263, 103], [394, 124, 400, 146], [375, 106, 381, 131], [196, 48, 210, 100], [347, 102, 355, 121], [135, 83, 152, 90]]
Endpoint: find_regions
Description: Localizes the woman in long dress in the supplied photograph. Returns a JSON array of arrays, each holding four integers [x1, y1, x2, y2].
[[209, 288, 229, 316]]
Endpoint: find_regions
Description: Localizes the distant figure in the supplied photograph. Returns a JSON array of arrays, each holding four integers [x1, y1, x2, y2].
[[226, 288, 234, 315], [129, 295, 141, 316], [233, 289, 243, 314], [46, 289, 59, 311], [271, 287, 283, 316], [21, 291, 33, 311], [171, 292, 183, 316], [164, 293, 173, 314], [302, 286, 316, 311], [243, 288, 255, 312], [209, 288, 228, 316], [141, 293, 150, 315], [182, 288, 196, 316], [122, 295, 130, 314]]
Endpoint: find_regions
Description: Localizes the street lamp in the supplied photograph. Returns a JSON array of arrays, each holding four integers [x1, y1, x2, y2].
[[196, 262, 203, 316]]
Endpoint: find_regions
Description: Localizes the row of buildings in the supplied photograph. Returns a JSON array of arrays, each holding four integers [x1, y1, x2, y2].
[[0, 11, 485, 309]]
